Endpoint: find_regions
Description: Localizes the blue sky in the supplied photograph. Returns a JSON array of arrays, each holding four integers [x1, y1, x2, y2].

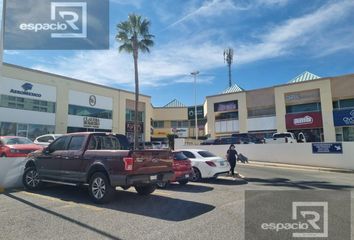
[[2, 0, 354, 107]]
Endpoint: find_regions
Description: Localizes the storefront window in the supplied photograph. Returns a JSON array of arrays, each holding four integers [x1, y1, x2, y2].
[[333, 98, 354, 110], [0, 121, 55, 140], [125, 109, 144, 122], [286, 102, 321, 114], [153, 121, 164, 128], [171, 121, 189, 128], [67, 127, 111, 133], [68, 105, 112, 119], [248, 106, 276, 118], [0, 94, 56, 113], [215, 111, 238, 120], [343, 127, 354, 141]]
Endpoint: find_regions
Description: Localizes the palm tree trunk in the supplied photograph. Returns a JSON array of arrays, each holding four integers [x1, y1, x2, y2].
[[133, 48, 139, 150]]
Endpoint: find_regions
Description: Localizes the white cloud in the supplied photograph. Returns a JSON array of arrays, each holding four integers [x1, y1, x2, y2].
[[110, 0, 143, 8], [28, 0, 354, 89], [166, 0, 239, 29], [236, 0, 354, 64]]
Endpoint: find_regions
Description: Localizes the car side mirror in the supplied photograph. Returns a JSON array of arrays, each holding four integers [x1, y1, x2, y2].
[[43, 147, 50, 154]]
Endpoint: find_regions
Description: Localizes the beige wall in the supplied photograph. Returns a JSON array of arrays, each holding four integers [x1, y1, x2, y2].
[[2, 64, 152, 141], [330, 74, 354, 100], [274, 79, 335, 142], [205, 92, 247, 138], [153, 107, 188, 121]]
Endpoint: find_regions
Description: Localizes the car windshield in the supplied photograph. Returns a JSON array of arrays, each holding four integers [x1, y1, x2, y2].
[[3, 137, 33, 145], [173, 152, 188, 160], [198, 151, 216, 158]]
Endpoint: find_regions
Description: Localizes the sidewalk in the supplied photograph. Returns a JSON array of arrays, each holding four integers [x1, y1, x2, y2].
[[247, 160, 354, 174]]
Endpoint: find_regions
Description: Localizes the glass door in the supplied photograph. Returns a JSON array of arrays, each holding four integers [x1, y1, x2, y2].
[[17, 124, 28, 137]]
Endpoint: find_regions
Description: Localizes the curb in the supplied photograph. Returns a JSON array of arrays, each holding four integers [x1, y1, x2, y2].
[[248, 161, 354, 174]]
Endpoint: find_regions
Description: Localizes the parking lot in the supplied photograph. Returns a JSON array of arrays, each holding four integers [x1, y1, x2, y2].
[[1, 164, 354, 240]]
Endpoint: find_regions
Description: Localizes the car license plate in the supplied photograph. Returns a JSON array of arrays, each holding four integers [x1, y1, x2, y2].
[[220, 162, 225, 166], [185, 174, 189, 178], [150, 175, 157, 180]]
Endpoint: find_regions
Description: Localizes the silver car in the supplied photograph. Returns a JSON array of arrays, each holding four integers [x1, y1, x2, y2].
[[33, 134, 63, 146]]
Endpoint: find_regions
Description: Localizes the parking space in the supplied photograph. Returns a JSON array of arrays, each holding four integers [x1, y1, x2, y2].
[[1, 165, 354, 240]]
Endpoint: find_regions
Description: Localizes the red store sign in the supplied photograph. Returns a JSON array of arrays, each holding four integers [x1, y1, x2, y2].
[[286, 112, 323, 129]]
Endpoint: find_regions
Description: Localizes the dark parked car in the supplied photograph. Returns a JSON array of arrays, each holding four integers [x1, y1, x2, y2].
[[22, 132, 174, 203], [200, 139, 219, 145]]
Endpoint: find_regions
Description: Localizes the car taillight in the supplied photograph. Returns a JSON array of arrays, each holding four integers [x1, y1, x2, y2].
[[205, 161, 216, 167], [123, 157, 134, 171]]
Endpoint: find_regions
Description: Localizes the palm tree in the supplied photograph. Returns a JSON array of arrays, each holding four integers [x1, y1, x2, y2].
[[116, 14, 154, 150]]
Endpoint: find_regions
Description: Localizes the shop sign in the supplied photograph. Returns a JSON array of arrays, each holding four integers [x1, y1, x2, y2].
[[312, 143, 343, 154], [285, 90, 320, 103], [214, 100, 238, 112], [188, 106, 204, 120], [89, 95, 96, 106], [83, 117, 100, 128], [152, 129, 172, 137], [286, 112, 323, 129], [172, 128, 188, 138], [10, 83, 42, 98], [126, 121, 144, 133], [333, 109, 354, 126]]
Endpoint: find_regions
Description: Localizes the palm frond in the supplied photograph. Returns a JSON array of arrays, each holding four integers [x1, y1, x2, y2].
[[119, 43, 134, 53]]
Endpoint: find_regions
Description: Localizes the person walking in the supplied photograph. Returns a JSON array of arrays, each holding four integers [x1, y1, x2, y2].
[[227, 144, 238, 177]]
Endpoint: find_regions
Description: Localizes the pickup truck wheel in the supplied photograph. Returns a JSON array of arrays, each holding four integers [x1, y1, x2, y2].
[[178, 179, 189, 185], [156, 181, 168, 189], [89, 173, 114, 204], [135, 184, 156, 195], [23, 167, 42, 190], [191, 167, 202, 182]]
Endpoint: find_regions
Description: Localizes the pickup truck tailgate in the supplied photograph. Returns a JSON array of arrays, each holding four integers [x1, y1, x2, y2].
[[131, 149, 173, 175]]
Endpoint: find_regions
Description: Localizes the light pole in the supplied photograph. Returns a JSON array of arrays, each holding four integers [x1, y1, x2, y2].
[[0, 0, 6, 77], [191, 71, 199, 141]]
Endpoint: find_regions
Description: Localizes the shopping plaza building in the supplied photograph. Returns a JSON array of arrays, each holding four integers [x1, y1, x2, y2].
[[1, 63, 354, 142]]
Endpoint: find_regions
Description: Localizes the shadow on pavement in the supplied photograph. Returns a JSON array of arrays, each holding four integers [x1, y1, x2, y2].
[[200, 177, 248, 186], [5, 192, 122, 240], [161, 183, 214, 193], [10, 185, 215, 222], [244, 177, 354, 190]]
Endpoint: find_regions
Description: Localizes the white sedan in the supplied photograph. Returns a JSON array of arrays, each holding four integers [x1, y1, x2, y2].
[[33, 134, 63, 146], [179, 149, 230, 181]]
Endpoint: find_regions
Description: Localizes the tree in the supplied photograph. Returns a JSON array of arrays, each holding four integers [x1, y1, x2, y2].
[[116, 14, 154, 150]]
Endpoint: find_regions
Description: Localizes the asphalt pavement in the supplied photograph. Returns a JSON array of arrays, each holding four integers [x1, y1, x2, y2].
[[0, 164, 353, 240]]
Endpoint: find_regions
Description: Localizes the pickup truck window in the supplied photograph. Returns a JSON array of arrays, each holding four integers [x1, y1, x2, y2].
[[68, 136, 85, 150], [88, 135, 123, 150], [49, 136, 69, 152]]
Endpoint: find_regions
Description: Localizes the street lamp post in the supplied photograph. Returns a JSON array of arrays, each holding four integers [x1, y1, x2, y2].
[[191, 71, 199, 141]]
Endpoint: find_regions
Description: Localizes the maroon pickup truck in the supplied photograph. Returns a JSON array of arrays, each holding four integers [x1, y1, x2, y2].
[[22, 132, 174, 203]]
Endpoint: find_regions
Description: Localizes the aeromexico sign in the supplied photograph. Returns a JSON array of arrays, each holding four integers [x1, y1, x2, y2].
[[333, 109, 354, 126], [10, 83, 42, 98], [286, 112, 323, 129]]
